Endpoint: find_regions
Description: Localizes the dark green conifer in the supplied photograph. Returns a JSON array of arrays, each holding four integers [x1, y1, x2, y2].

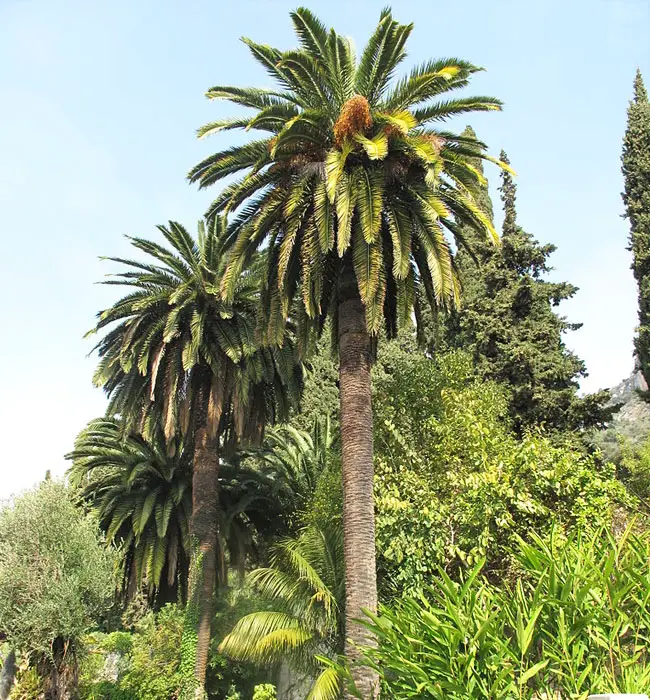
[[622, 70, 650, 389], [442, 136, 611, 433]]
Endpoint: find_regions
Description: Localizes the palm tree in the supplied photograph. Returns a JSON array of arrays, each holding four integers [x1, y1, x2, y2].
[[67, 418, 192, 604], [252, 415, 336, 519], [219, 520, 344, 700], [88, 217, 301, 693], [189, 8, 505, 694], [67, 417, 297, 602]]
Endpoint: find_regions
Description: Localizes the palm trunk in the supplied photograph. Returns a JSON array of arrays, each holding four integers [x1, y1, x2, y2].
[[338, 272, 379, 699], [189, 425, 220, 695]]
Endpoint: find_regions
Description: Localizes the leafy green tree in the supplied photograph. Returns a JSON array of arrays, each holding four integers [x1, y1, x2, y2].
[[373, 349, 626, 593], [219, 521, 344, 700], [88, 218, 301, 693], [189, 10, 504, 691], [0, 481, 114, 699], [622, 70, 650, 389], [444, 141, 610, 433]]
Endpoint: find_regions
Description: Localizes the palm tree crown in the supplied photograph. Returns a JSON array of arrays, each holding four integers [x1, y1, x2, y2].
[[90, 216, 300, 442], [189, 7, 507, 345], [67, 417, 305, 597]]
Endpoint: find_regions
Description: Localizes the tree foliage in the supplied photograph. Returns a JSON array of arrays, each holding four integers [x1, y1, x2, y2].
[[219, 521, 344, 700], [0, 481, 114, 695], [622, 70, 650, 390], [89, 218, 300, 446], [190, 7, 506, 347], [373, 347, 626, 593], [67, 418, 192, 602], [440, 137, 610, 433]]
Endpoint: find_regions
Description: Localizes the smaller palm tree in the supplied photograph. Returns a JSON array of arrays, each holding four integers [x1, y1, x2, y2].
[[219, 520, 344, 700], [87, 217, 302, 693], [252, 415, 336, 518], [68, 417, 298, 602], [67, 418, 191, 603]]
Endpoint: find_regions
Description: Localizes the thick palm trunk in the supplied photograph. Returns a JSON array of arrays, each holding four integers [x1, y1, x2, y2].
[[189, 425, 220, 694], [338, 275, 379, 699]]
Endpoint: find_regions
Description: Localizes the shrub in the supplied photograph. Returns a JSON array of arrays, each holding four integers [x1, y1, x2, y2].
[[373, 349, 628, 593], [252, 683, 277, 700], [355, 524, 650, 698]]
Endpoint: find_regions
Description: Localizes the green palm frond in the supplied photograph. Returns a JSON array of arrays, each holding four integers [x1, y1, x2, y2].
[[307, 666, 341, 700], [219, 520, 344, 685], [89, 216, 302, 446], [66, 417, 191, 597], [190, 8, 506, 345], [68, 417, 295, 599]]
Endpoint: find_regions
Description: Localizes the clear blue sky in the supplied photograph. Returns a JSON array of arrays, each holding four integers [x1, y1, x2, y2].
[[1, 0, 648, 498]]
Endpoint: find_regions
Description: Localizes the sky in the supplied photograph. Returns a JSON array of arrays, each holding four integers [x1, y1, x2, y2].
[[0, 0, 648, 499]]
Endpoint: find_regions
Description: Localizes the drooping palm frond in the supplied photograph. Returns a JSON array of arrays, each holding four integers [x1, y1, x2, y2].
[[88, 216, 302, 446], [190, 7, 507, 348], [66, 418, 298, 598], [219, 520, 344, 696], [67, 418, 192, 600], [249, 415, 336, 517]]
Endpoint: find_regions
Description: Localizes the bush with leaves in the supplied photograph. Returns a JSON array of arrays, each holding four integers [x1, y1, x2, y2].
[[78, 602, 260, 700], [252, 683, 277, 700], [0, 481, 115, 697], [351, 524, 650, 698], [373, 348, 628, 592]]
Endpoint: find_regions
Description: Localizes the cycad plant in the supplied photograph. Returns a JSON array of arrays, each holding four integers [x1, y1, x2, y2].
[[88, 217, 301, 693], [67, 417, 192, 603], [189, 8, 505, 693], [67, 418, 286, 603], [219, 520, 344, 700]]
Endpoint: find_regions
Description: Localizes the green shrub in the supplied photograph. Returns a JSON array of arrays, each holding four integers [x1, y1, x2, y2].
[[78, 601, 260, 700], [252, 683, 277, 700], [11, 667, 44, 700], [373, 349, 628, 593], [355, 524, 650, 698]]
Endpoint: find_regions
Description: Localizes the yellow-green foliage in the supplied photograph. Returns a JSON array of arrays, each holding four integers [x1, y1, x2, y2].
[[252, 683, 277, 700], [357, 526, 650, 698], [11, 667, 44, 700], [373, 349, 628, 593]]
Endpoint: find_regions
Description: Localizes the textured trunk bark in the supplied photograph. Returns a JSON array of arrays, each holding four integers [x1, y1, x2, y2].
[[338, 274, 379, 700], [0, 649, 15, 700], [191, 425, 220, 694], [40, 643, 77, 700]]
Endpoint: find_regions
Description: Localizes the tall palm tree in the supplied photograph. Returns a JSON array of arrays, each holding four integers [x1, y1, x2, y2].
[[219, 520, 344, 700], [189, 8, 505, 695], [67, 418, 192, 603], [88, 217, 301, 694]]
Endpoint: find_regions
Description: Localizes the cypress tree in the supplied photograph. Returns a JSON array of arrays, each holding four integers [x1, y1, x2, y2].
[[441, 136, 611, 434], [622, 70, 650, 389]]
